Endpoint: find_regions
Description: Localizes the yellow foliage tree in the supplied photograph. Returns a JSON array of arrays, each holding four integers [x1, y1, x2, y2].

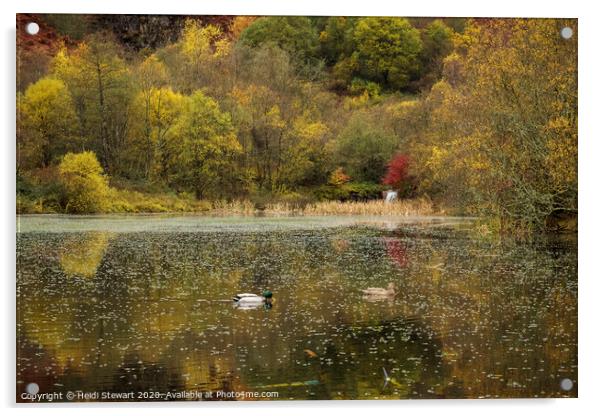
[[51, 35, 132, 173], [181, 20, 229, 62], [17, 77, 80, 169], [172, 91, 245, 199], [175, 20, 231, 94], [279, 116, 331, 186], [127, 86, 187, 180], [59, 151, 111, 213], [407, 19, 577, 230]]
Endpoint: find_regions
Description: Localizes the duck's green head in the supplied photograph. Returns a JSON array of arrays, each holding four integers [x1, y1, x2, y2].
[[262, 290, 273, 299]]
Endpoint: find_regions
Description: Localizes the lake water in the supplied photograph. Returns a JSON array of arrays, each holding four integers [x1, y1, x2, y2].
[[16, 215, 577, 401]]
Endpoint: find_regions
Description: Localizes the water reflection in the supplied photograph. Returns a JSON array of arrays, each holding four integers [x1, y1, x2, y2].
[[16, 217, 577, 400], [59, 232, 112, 278]]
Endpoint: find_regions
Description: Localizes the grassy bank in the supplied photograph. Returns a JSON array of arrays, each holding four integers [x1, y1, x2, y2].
[[17, 189, 213, 214], [17, 188, 436, 217]]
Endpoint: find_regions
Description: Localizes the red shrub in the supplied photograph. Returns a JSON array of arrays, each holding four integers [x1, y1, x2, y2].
[[382, 154, 410, 189]]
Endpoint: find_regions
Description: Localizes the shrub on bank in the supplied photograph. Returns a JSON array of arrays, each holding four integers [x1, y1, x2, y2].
[[107, 189, 213, 213], [17, 169, 65, 214], [59, 152, 111, 214], [314, 182, 385, 202]]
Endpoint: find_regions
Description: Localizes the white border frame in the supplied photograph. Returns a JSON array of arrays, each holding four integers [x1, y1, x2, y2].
[[3, 1, 600, 415]]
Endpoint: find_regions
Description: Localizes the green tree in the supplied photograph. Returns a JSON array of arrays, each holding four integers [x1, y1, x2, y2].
[[419, 19, 455, 86], [319, 17, 356, 65], [173, 91, 245, 199], [334, 113, 397, 182], [17, 77, 80, 169], [239, 17, 320, 68], [59, 151, 111, 213], [331, 52, 360, 90], [353, 17, 423, 90]]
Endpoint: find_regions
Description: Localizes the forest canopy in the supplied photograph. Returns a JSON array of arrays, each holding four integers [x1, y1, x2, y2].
[[17, 15, 577, 232]]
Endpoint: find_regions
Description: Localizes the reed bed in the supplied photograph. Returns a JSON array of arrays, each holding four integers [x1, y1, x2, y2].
[[210, 199, 256, 214], [301, 198, 434, 216], [210, 198, 435, 216]]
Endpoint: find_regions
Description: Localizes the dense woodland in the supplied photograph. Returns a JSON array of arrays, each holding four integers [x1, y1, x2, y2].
[[16, 15, 577, 233]]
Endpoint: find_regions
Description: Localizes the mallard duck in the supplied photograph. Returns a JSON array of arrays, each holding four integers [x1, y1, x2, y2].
[[232, 293, 262, 302], [233, 290, 273, 309], [361, 282, 396, 297]]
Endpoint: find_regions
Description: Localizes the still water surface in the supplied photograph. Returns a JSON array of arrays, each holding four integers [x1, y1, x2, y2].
[[16, 215, 577, 401]]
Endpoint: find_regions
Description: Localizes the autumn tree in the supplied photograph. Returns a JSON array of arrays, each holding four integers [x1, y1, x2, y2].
[[59, 151, 111, 213], [229, 16, 258, 40], [52, 33, 132, 173], [223, 46, 336, 192], [328, 167, 351, 186], [278, 116, 332, 187], [126, 86, 186, 181], [408, 19, 578, 230], [17, 77, 80, 170], [172, 91, 245, 199], [121, 55, 187, 181], [241, 44, 298, 95], [226, 84, 286, 190], [170, 20, 231, 94], [382, 154, 414, 196]]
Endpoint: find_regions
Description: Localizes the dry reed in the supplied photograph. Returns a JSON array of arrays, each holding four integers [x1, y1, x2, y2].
[[301, 198, 434, 216], [213, 198, 435, 216]]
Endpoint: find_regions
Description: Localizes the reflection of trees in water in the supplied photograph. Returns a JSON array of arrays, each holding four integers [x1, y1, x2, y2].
[[17, 227, 577, 400], [384, 238, 408, 268], [59, 232, 112, 278], [300, 317, 442, 399], [393, 232, 578, 398]]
